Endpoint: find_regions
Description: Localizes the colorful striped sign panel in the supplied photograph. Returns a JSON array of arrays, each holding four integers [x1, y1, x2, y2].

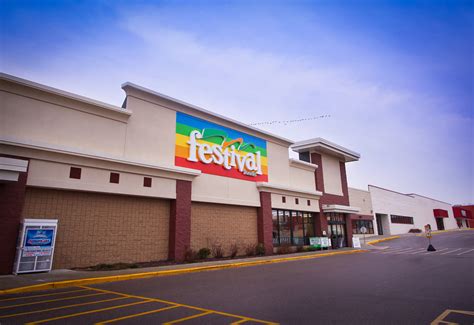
[[175, 112, 268, 182]]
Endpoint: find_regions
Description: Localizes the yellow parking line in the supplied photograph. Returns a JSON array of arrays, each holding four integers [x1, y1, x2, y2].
[[0, 288, 89, 302], [0, 296, 128, 319], [25, 300, 154, 324], [431, 309, 474, 325], [231, 318, 251, 324], [81, 286, 277, 324], [0, 292, 107, 309], [163, 311, 213, 324], [97, 305, 180, 324]]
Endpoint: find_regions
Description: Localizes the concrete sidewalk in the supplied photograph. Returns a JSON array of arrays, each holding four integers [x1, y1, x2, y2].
[[0, 248, 363, 293]]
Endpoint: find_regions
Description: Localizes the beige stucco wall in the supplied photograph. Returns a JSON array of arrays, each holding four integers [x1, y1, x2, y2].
[[191, 173, 260, 206], [27, 159, 176, 199], [1, 76, 318, 207], [321, 154, 343, 196], [0, 83, 128, 158], [289, 165, 316, 193], [190, 202, 258, 256], [271, 193, 319, 212], [266, 142, 290, 185], [122, 95, 176, 166], [22, 188, 170, 269], [349, 187, 373, 216]]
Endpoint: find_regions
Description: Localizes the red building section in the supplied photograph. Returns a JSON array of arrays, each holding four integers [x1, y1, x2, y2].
[[452, 206, 474, 228]]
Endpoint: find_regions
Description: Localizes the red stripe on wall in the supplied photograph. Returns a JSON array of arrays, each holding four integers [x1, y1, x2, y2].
[[433, 209, 449, 218], [175, 157, 268, 182]]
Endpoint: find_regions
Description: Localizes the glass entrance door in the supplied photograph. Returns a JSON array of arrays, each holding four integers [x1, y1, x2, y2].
[[327, 213, 347, 249]]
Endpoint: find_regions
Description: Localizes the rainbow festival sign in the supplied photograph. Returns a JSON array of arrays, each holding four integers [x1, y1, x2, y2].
[[175, 112, 268, 182]]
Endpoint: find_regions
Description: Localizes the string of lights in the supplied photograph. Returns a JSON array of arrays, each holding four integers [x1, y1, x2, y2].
[[249, 114, 331, 126]]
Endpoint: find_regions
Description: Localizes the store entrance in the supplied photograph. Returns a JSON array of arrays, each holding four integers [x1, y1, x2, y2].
[[326, 213, 346, 249], [435, 217, 445, 231]]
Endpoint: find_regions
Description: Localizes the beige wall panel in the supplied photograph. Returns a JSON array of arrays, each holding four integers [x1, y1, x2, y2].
[[190, 202, 258, 256], [0, 91, 127, 157], [192, 173, 260, 207], [266, 142, 290, 184], [27, 160, 176, 199], [349, 188, 373, 216], [123, 96, 176, 165], [289, 166, 316, 192], [321, 154, 343, 196], [22, 188, 170, 269], [271, 193, 319, 212]]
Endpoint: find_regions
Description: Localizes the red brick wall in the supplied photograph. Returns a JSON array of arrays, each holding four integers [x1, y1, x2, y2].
[[169, 180, 192, 262], [257, 191, 273, 255], [310, 153, 350, 206], [311, 153, 352, 244], [0, 157, 28, 275]]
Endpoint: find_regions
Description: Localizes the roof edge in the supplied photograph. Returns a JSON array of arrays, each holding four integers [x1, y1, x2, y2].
[[291, 137, 360, 162], [0, 72, 130, 116], [122, 82, 294, 146]]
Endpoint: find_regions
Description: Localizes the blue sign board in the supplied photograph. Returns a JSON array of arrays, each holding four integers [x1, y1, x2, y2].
[[24, 229, 54, 247]]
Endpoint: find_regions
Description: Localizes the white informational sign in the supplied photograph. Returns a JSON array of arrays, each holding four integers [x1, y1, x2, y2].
[[321, 237, 329, 248], [327, 238, 332, 248], [309, 237, 321, 247], [13, 219, 58, 274], [352, 237, 361, 248], [360, 226, 367, 234]]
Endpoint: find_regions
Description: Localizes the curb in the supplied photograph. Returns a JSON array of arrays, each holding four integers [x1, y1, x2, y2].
[[0, 249, 367, 295], [366, 236, 400, 245]]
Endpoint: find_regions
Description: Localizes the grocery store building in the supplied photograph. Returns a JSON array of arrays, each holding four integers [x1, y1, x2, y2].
[[0, 73, 362, 274], [348, 185, 465, 236]]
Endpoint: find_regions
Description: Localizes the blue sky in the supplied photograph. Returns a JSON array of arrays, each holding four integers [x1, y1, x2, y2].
[[1, 0, 473, 203]]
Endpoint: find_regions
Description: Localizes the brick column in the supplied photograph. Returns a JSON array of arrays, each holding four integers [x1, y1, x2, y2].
[[314, 211, 328, 237], [257, 191, 273, 255], [169, 180, 192, 262], [345, 214, 353, 248], [0, 159, 29, 275]]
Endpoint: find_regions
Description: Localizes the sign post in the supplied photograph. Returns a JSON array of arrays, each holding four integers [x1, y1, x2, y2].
[[425, 224, 436, 252]]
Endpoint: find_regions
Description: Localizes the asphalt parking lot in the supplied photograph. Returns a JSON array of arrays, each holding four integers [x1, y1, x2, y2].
[[0, 231, 472, 324]]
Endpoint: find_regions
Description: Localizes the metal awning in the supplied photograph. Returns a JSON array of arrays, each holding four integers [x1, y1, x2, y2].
[[322, 204, 360, 214]]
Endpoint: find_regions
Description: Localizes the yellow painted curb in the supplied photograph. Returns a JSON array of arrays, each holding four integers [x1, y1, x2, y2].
[[0, 249, 367, 295], [366, 236, 400, 245]]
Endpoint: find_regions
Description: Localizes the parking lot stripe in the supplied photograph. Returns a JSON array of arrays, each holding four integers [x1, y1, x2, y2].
[[97, 305, 180, 324], [0, 289, 89, 302], [163, 311, 213, 324], [0, 296, 128, 319], [457, 248, 474, 256], [80, 286, 278, 324], [440, 248, 462, 255], [0, 292, 107, 309], [25, 300, 154, 324], [423, 248, 449, 255], [407, 248, 427, 255], [393, 248, 421, 254], [381, 248, 412, 254]]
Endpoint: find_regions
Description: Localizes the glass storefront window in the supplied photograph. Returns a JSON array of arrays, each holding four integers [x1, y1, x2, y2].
[[272, 210, 279, 245], [352, 220, 374, 234], [292, 211, 304, 246], [272, 209, 315, 246], [303, 212, 314, 244]]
